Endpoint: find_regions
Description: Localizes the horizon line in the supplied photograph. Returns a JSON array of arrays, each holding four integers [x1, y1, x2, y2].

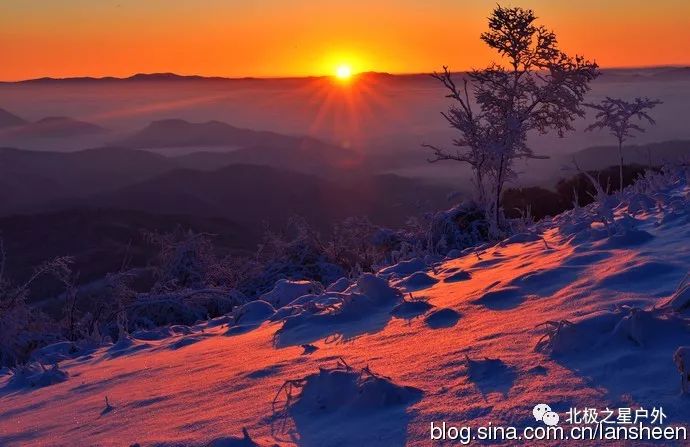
[[1, 64, 689, 84]]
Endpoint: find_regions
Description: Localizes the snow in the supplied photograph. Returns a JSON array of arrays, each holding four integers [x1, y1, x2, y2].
[[442, 269, 471, 283], [391, 297, 434, 320], [325, 277, 350, 293], [5, 363, 68, 391], [423, 308, 461, 329], [4, 169, 690, 445], [393, 271, 439, 292], [259, 280, 324, 309], [379, 258, 426, 278]]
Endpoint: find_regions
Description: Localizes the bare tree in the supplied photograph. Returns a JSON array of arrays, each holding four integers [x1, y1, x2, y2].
[[585, 96, 662, 192], [425, 5, 599, 231]]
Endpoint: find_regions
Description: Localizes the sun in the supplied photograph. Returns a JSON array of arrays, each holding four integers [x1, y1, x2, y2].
[[335, 64, 353, 81]]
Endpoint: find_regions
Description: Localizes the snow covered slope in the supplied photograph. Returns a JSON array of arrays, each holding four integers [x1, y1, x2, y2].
[[3, 168, 690, 446]]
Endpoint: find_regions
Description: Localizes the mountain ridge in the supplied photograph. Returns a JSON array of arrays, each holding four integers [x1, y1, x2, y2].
[[3, 67, 688, 84]]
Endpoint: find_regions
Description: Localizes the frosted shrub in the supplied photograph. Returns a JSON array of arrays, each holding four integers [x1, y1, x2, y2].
[[128, 288, 244, 329], [240, 217, 371, 297], [7, 362, 68, 389], [0, 301, 60, 368], [146, 229, 218, 292], [426, 201, 490, 254], [324, 216, 389, 273], [0, 248, 71, 367]]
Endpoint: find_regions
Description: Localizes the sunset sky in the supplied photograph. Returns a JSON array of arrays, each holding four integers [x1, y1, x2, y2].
[[2, 0, 690, 81]]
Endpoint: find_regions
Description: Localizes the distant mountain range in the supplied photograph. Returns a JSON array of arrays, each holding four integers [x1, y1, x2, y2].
[[569, 140, 690, 170], [0, 110, 358, 174], [116, 119, 326, 149], [86, 164, 450, 229], [3, 67, 689, 84], [5, 73, 236, 84], [596, 67, 690, 83], [113, 118, 356, 174], [0, 106, 452, 232], [0, 145, 451, 228], [0, 108, 28, 128], [0, 108, 106, 139], [2, 72, 390, 84], [0, 146, 176, 213], [5, 116, 106, 138]]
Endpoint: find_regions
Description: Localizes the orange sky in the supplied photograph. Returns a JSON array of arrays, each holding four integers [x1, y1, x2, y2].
[[2, 0, 690, 81]]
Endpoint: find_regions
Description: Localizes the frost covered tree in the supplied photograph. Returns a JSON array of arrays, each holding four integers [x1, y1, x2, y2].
[[426, 5, 599, 231], [585, 96, 662, 192]]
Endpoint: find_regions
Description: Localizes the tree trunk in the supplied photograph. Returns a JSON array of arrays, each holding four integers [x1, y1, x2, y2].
[[475, 169, 484, 204], [618, 140, 624, 193], [495, 156, 505, 229]]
